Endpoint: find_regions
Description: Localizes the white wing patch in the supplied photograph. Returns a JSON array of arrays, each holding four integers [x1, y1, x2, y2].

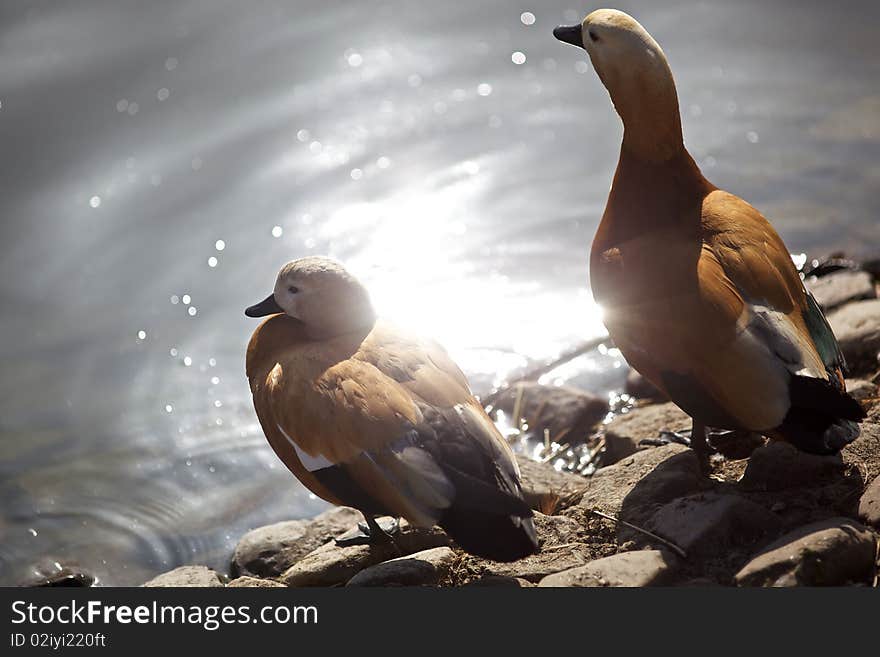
[[275, 422, 334, 472], [745, 304, 825, 379]]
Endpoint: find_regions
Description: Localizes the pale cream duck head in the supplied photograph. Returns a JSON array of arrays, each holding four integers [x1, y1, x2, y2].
[[554, 8, 683, 162], [245, 256, 376, 338]]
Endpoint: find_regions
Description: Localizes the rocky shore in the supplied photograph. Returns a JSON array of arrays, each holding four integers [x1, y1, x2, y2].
[[136, 260, 880, 588]]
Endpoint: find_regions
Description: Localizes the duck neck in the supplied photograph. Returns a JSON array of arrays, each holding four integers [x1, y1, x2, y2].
[[612, 64, 684, 163], [304, 300, 377, 341]]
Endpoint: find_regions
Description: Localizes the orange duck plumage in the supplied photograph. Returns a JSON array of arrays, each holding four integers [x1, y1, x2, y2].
[[554, 9, 864, 461], [245, 256, 538, 561]]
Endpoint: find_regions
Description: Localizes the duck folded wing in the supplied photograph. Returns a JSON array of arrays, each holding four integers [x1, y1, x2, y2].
[[267, 357, 456, 527], [366, 339, 537, 559], [705, 193, 839, 383], [698, 194, 864, 449], [270, 332, 535, 549], [360, 331, 530, 518], [355, 325, 475, 407]]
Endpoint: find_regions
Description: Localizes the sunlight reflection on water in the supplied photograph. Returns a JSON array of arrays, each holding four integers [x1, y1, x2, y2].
[[0, 0, 877, 585]]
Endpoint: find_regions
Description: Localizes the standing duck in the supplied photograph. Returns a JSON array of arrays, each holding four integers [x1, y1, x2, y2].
[[553, 9, 864, 464], [245, 257, 538, 561]]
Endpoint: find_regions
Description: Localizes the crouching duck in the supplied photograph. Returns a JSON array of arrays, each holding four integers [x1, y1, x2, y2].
[[245, 257, 538, 561], [553, 9, 865, 465]]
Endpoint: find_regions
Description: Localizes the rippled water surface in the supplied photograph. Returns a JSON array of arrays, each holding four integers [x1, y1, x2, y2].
[[1, 0, 878, 585]]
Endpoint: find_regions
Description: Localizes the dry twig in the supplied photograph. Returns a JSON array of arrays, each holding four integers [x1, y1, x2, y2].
[[590, 509, 688, 559]]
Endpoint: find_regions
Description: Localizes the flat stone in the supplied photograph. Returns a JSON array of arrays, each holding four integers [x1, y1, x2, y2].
[[624, 370, 669, 403], [232, 507, 362, 578], [806, 270, 876, 311], [492, 382, 608, 444], [735, 517, 877, 586], [144, 566, 223, 588], [538, 550, 678, 587], [739, 442, 844, 491], [643, 492, 781, 556], [827, 299, 880, 375], [857, 476, 880, 529], [227, 576, 286, 588], [580, 444, 706, 521], [346, 547, 456, 587], [602, 403, 691, 465], [280, 522, 451, 587], [515, 454, 588, 513]]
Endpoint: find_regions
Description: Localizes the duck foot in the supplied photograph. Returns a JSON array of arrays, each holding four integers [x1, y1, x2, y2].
[[334, 516, 400, 548], [639, 427, 741, 450], [639, 429, 694, 448], [639, 419, 716, 473]]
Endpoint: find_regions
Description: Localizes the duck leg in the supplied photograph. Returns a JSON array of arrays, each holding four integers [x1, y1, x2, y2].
[[641, 424, 739, 451], [639, 428, 693, 447], [689, 418, 710, 470], [638, 418, 712, 470], [334, 515, 400, 548]]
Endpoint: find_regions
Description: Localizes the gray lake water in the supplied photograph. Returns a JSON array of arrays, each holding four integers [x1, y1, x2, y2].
[[1, 0, 878, 585]]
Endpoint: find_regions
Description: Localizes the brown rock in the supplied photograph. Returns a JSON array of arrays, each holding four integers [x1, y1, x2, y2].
[[346, 547, 456, 587], [624, 369, 669, 403], [602, 403, 691, 465], [538, 549, 678, 587], [806, 270, 876, 311], [857, 476, 880, 529], [826, 299, 880, 375], [735, 518, 877, 586], [231, 507, 362, 578], [280, 522, 451, 587], [227, 576, 285, 588], [144, 566, 223, 588], [739, 442, 844, 491], [580, 443, 706, 521], [492, 382, 608, 443], [643, 492, 781, 555]]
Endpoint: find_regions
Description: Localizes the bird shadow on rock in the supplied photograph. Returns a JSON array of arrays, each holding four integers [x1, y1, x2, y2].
[[726, 443, 866, 530], [612, 443, 866, 584], [615, 450, 709, 530]]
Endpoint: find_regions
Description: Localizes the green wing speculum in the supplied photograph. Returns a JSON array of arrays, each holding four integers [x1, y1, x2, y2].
[[802, 290, 847, 382]]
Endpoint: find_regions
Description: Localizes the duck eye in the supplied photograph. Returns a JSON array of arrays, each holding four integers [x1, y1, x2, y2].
[[588, 29, 600, 43], [288, 285, 299, 294]]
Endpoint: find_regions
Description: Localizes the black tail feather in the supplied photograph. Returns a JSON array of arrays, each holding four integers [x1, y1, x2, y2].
[[776, 375, 865, 454], [789, 376, 865, 421], [435, 463, 539, 561]]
